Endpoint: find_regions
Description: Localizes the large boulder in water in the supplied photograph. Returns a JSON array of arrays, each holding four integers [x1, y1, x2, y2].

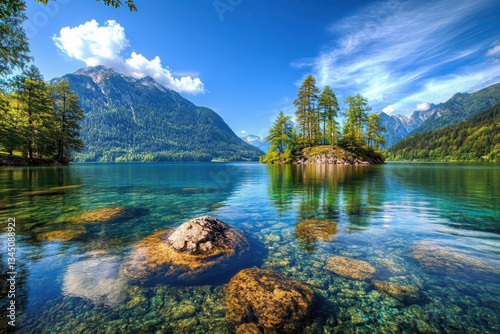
[[225, 268, 314, 333], [324, 256, 376, 280], [167, 216, 234, 254], [410, 241, 499, 276], [121, 216, 249, 283]]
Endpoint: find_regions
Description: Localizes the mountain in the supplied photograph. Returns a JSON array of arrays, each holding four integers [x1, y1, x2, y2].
[[407, 83, 500, 137], [378, 104, 438, 148], [53, 66, 264, 162], [240, 134, 270, 152], [386, 102, 500, 162]]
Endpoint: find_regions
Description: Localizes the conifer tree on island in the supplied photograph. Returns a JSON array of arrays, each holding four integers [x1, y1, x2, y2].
[[262, 75, 386, 164]]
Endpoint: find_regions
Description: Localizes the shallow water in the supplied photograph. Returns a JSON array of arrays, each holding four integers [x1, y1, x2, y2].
[[1, 162, 500, 333]]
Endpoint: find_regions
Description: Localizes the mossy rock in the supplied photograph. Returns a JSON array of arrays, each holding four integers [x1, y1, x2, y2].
[[36, 228, 86, 242], [372, 280, 419, 302], [295, 219, 338, 245], [324, 256, 376, 280], [225, 268, 314, 333], [63, 206, 147, 224], [410, 241, 499, 275], [121, 216, 250, 283]]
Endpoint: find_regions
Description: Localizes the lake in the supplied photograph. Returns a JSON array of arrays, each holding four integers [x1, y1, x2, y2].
[[1, 162, 500, 333]]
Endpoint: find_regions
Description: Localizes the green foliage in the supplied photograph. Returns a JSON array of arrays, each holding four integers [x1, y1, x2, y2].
[[0, 1, 31, 80], [35, 0, 137, 11], [386, 102, 500, 162], [264, 75, 384, 164], [0, 67, 84, 161]]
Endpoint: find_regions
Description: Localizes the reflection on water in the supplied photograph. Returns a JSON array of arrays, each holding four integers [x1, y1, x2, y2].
[[62, 254, 126, 307], [0, 162, 499, 333]]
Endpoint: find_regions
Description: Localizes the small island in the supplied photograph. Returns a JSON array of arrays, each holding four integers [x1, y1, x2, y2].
[[261, 75, 386, 165]]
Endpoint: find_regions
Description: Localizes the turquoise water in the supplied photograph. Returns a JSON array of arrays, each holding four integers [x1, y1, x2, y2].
[[1, 162, 500, 333]]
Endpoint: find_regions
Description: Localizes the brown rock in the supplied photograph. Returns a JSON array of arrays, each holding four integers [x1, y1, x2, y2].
[[66, 206, 128, 223], [410, 241, 499, 275], [37, 228, 85, 242], [295, 219, 338, 243], [236, 323, 262, 334], [167, 216, 233, 255], [324, 256, 376, 280], [372, 280, 419, 302], [225, 268, 314, 333], [121, 216, 249, 280]]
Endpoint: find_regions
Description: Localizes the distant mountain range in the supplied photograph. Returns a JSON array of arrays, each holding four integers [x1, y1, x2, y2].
[[381, 82, 500, 148], [54, 66, 264, 162], [240, 134, 270, 152], [386, 101, 500, 161], [378, 104, 439, 148]]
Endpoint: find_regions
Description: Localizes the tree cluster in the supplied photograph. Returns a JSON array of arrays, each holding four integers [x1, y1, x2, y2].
[[1, 66, 84, 162], [262, 75, 386, 163]]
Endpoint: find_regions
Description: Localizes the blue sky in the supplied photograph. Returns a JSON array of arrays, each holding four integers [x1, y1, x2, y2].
[[25, 0, 500, 137]]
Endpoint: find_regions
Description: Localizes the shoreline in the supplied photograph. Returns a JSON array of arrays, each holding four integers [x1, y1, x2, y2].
[[0, 156, 68, 167]]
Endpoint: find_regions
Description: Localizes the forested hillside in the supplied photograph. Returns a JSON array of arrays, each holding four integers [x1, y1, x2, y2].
[[55, 66, 263, 162], [386, 102, 500, 162], [407, 83, 500, 137]]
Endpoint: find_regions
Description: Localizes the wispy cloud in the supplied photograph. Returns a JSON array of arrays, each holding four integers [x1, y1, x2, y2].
[[296, 0, 500, 114], [53, 20, 206, 94]]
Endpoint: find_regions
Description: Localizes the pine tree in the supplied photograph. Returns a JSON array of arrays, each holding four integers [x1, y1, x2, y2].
[[12, 65, 53, 159], [318, 86, 339, 145], [265, 111, 293, 154], [49, 80, 84, 162], [367, 113, 387, 149], [294, 75, 319, 144]]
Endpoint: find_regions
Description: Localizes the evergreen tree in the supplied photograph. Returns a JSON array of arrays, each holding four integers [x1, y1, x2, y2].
[[343, 94, 370, 147], [294, 75, 319, 144], [265, 111, 293, 154], [318, 86, 339, 145], [49, 80, 84, 162], [12, 65, 53, 159], [367, 113, 386, 149]]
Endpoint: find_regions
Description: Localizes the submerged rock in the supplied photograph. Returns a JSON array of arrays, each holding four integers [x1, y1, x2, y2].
[[225, 268, 314, 333], [372, 280, 419, 302], [324, 256, 376, 280], [410, 241, 499, 275], [64, 206, 144, 224], [20, 184, 82, 197], [121, 216, 249, 282], [295, 219, 338, 246], [37, 228, 85, 242], [167, 216, 234, 255]]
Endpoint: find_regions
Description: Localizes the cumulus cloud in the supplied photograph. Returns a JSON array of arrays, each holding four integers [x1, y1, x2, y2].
[[53, 20, 205, 94], [382, 105, 395, 114], [296, 0, 500, 114], [415, 103, 431, 111], [241, 130, 246, 134]]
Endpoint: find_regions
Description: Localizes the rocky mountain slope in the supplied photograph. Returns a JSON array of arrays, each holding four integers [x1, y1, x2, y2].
[[53, 66, 263, 162]]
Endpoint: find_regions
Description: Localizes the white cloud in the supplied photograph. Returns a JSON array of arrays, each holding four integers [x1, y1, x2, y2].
[[297, 0, 500, 113], [487, 43, 500, 57], [415, 103, 431, 111], [241, 130, 246, 134], [382, 105, 395, 114], [53, 20, 205, 94]]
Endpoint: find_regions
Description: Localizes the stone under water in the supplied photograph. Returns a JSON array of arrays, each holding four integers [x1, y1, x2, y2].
[[410, 241, 499, 275], [224, 268, 314, 333], [372, 280, 419, 302], [324, 256, 376, 280], [121, 216, 249, 281]]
